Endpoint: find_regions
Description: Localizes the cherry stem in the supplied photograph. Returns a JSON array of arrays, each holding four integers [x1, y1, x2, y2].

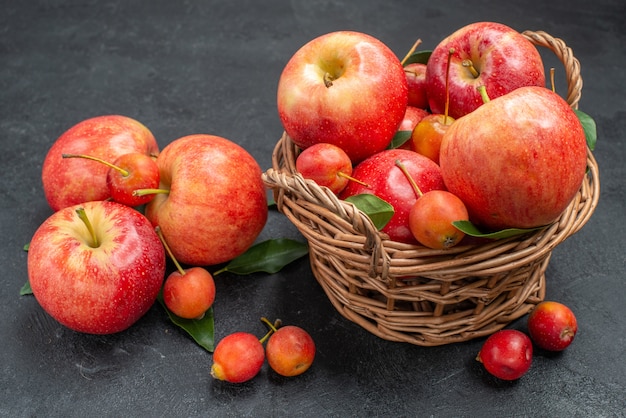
[[444, 48, 455, 125], [155, 226, 186, 276], [337, 172, 370, 188], [62, 153, 129, 177], [395, 160, 423, 198], [477, 85, 490, 104], [75, 207, 99, 248], [462, 59, 480, 78], [400, 38, 423, 66], [133, 188, 170, 197], [259, 317, 282, 344]]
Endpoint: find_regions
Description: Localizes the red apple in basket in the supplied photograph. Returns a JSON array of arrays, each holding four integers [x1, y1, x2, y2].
[[340, 149, 446, 244], [426, 22, 545, 119], [42, 115, 160, 211], [143, 134, 268, 266], [277, 31, 408, 162], [404, 62, 429, 110], [296, 143, 355, 195], [439, 86, 588, 230], [27, 200, 166, 334]]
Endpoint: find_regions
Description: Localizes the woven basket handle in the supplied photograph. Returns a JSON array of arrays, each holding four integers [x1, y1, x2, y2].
[[522, 30, 582, 109]]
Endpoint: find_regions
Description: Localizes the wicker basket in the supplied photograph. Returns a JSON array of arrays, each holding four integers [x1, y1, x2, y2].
[[262, 30, 600, 346]]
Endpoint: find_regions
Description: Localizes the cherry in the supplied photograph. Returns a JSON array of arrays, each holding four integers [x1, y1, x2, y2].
[[156, 227, 215, 320], [211, 332, 266, 383], [262, 318, 315, 377], [62, 152, 159, 207], [477, 329, 533, 381], [527, 301, 578, 351], [296, 143, 366, 194]]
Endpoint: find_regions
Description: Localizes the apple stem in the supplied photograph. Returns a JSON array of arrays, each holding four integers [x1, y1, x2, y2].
[[400, 38, 423, 66], [155, 226, 186, 276], [394, 160, 423, 198], [323, 72, 335, 88], [62, 153, 129, 177], [550, 67, 556, 93], [444, 48, 455, 125], [477, 85, 491, 104], [133, 188, 170, 197], [75, 207, 99, 248], [462, 59, 480, 78], [337, 172, 370, 188]]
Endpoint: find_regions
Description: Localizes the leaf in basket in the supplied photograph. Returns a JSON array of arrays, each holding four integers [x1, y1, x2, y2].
[[388, 130, 412, 149], [574, 109, 597, 151], [402, 50, 432, 66], [157, 292, 215, 352], [213, 238, 308, 276], [453, 220, 545, 239], [345, 194, 394, 230]]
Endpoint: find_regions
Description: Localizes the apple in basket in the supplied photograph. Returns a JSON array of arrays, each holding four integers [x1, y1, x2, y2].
[[426, 21, 545, 119], [340, 149, 446, 244], [142, 134, 268, 266], [439, 86, 588, 231], [277, 30, 408, 162], [42, 115, 160, 211], [27, 200, 166, 334]]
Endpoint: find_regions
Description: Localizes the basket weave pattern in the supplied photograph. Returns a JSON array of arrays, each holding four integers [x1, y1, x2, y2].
[[262, 30, 600, 346]]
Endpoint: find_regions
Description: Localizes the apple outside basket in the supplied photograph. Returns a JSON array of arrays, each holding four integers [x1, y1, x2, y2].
[[262, 30, 600, 346]]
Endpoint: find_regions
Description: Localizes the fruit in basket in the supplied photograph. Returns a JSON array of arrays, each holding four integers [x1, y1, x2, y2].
[[211, 332, 266, 383], [42, 115, 159, 211], [426, 22, 545, 119], [477, 329, 533, 380], [296, 143, 356, 195], [439, 86, 588, 230], [404, 62, 429, 109], [266, 325, 316, 377], [62, 152, 160, 207], [409, 190, 468, 249], [277, 30, 408, 162], [27, 200, 166, 334], [340, 149, 446, 243], [142, 134, 268, 266], [408, 114, 455, 164], [527, 301, 578, 351]]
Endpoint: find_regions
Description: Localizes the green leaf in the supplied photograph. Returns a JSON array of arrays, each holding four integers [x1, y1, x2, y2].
[[158, 293, 215, 352], [574, 109, 597, 151], [213, 238, 309, 276], [23, 243, 30, 251], [20, 281, 33, 296], [403, 50, 432, 66], [453, 220, 544, 239], [388, 130, 412, 149], [345, 194, 394, 230]]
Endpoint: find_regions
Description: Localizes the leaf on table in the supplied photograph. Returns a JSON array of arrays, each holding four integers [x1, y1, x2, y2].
[[158, 293, 215, 352], [213, 238, 309, 276], [453, 220, 544, 239], [20, 281, 33, 296], [345, 194, 394, 230]]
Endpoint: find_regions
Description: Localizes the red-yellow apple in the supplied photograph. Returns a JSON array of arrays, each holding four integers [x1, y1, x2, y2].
[[527, 301, 578, 351], [439, 86, 588, 230], [409, 113, 455, 164], [144, 134, 268, 266], [27, 200, 166, 334], [277, 31, 408, 162], [42, 115, 160, 211], [266, 325, 316, 377], [340, 149, 446, 244], [426, 22, 545, 119]]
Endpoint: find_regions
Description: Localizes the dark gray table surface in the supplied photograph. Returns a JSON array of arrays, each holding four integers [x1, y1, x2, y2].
[[2, 1, 625, 416]]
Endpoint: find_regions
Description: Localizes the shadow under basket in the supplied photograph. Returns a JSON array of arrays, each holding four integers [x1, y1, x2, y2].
[[262, 30, 600, 346]]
